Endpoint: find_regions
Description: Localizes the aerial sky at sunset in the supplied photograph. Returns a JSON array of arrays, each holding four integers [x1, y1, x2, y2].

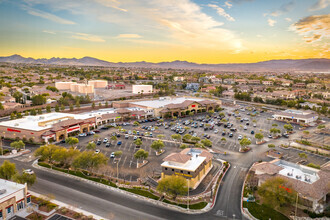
[[0, 0, 329, 63]]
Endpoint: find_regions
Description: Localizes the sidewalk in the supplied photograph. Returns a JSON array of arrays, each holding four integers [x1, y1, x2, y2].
[[21, 191, 105, 220], [0, 149, 31, 159]]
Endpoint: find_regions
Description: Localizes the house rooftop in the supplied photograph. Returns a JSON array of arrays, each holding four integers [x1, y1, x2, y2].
[[132, 97, 204, 109]]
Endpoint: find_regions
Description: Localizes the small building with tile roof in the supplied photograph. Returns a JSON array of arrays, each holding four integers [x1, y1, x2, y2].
[[161, 148, 213, 189]]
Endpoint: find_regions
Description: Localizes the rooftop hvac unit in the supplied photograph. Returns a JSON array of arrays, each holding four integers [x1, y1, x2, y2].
[[0, 189, 6, 195], [14, 123, 19, 126]]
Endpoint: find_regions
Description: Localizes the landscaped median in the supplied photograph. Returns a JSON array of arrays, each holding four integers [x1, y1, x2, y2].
[[243, 201, 289, 220], [36, 161, 212, 212]]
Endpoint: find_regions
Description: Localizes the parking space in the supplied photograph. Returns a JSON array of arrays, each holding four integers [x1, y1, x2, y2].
[[279, 147, 329, 166]]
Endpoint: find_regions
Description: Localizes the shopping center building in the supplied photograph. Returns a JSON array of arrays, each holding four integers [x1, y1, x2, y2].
[[161, 148, 213, 189], [0, 107, 151, 143], [113, 96, 221, 118], [272, 110, 318, 124]]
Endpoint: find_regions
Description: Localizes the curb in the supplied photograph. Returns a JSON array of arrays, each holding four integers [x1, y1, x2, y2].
[[241, 162, 258, 220], [28, 191, 105, 220], [0, 149, 31, 159], [32, 160, 219, 214]]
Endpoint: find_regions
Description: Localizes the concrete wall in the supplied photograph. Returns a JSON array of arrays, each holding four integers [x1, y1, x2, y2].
[[88, 80, 108, 88], [132, 85, 153, 94], [55, 82, 77, 90]]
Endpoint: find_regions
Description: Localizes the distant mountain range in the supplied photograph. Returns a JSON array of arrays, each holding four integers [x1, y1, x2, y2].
[[0, 54, 329, 72]]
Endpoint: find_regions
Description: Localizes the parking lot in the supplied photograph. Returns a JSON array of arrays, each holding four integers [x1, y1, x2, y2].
[[58, 105, 328, 182]]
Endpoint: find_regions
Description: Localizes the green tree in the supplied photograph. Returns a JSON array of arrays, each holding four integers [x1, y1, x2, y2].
[[34, 144, 60, 163], [180, 144, 188, 149], [55, 104, 60, 112], [60, 104, 65, 111], [92, 102, 95, 109], [17, 113, 22, 119], [10, 113, 16, 120], [37, 108, 42, 114], [0, 160, 17, 180], [201, 139, 212, 147], [182, 134, 192, 142], [65, 137, 79, 148], [219, 112, 225, 117], [255, 133, 264, 143], [31, 94, 46, 105], [86, 142, 96, 150], [157, 134, 165, 139], [72, 151, 108, 170], [13, 171, 36, 186], [298, 153, 307, 159], [270, 128, 281, 137], [30, 109, 37, 115], [191, 136, 201, 143], [258, 177, 296, 209], [157, 175, 188, 200], [70, 104, 74, 111], [133, 121, 140, 126], [134, 138, 142, 147], [75, 100, 80, 108], [52, 147, 80, 167], [46, 105, 51, 113], [110, 135, 117, 143], [134, 149, 149, 163], [114, 151, 123, 157], [171, 134, 182, 142], [150, 140, 165, 153], [239, 138, 251, 151], [221, 137, 226, 142], [0, 102, 4, 110], [94, 134, 100, 141], [10, 140, 25, 150], [105, 101, 108, 107], [283, 124, 293, 133], [268, 144, 275, 149]]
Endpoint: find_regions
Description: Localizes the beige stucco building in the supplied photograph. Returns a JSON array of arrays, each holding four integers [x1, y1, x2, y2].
[[0, 179, 31, 220], [132, 85, 153, 94], [88, 80, 108, 88]]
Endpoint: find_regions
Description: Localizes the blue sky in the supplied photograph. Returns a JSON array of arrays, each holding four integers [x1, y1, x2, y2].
[[0, 0, 329, 63]]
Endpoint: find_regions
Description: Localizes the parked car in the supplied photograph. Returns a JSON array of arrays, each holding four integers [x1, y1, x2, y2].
[[110, 152, 115, 158], [94, 130, 100, 133], [238, 135, 243, 140], [214, 129, 219, 134], [117, 141, 122, 145], [101, 126, 109, 130], [244, 126, 247, 130], [95, 149, 100, 154], [87, 131, 95, 135], [222, 131, 226, 136], [105, 142, 111, 147], [125, 134, 129, 139], [283, 133, 289, 138], [23, 169, 34, 175], [268, 134, 273, 138], [103, 138, 108, 143], [251, 130, 255, 134], [229, 133, 233, 137], [78, 133, 87, 137], [253, 124, 257, 127], [97, 140, 101, 145]]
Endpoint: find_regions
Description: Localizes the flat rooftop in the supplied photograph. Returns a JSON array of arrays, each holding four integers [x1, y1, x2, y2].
[[0, 179, 25, 200], [161, 155, 206, 172], [132, 97, 204, 109], [274, 160, 319, 184], [0, 112, 92, 131]]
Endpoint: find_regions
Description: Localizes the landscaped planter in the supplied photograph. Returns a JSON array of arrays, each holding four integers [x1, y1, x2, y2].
[[137, 160, 148, 168], [239, 147, 251, 153], [155, 149, 165, 156], [256, 140, 266, 145]]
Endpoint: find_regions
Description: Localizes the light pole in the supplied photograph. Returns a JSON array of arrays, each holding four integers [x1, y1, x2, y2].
[[294, 192, 300, 219], [187, 179, 189, 211], [116, 161, 119, 180]]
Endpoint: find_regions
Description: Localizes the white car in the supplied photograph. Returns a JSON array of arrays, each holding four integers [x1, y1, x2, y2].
[[133, 136, 137, 140], [95, 149, 100, 154], [78, 133, 87, 137], [110, 152, 115, 158], [253, 124, 257, 127], [244, 126, 247, 130], [23, 169, 34, 175], [103, 138, 108, 143], [214, 129, 219, 134], [238, 135, 243, 140]]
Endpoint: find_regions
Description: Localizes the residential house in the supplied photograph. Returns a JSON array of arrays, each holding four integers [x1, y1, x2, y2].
[[262, 81, 274, 86]]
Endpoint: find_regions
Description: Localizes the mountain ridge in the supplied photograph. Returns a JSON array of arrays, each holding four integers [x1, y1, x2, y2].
[[0, 54, 329, 72]]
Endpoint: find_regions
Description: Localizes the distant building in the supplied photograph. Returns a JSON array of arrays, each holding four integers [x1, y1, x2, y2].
[[107, 84, 126, 90], [88, 80, 108, 88], [173, 76, 185, 82], [55, 82, 76, 90], [132, 85, 153, 94], [262, 81, 274, 86], [293, 83, 306, 88], [56, 82, 94, 94], [251, 160, 330, 213], [272, 109, 318, 124], [161, 148, 213, 189], [185, 83, 199, 91], [0, 179, 31, 219]]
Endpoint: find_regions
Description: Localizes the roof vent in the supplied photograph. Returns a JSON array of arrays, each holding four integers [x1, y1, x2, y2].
[[0, 189, 6, 195]]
